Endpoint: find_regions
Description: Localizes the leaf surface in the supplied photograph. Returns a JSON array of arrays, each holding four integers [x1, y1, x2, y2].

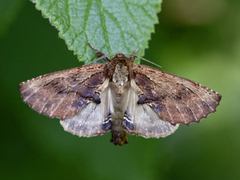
[[31, 0, 161, 63]]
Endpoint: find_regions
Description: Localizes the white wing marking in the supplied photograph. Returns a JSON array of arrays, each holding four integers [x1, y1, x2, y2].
[[60, 80, 111, 137], [124, 80, 179, 138]]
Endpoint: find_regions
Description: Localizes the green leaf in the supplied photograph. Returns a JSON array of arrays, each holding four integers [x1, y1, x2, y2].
[[31, 0, 161, 64]]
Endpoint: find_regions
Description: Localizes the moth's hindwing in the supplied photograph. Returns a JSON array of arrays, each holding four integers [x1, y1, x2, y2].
[[60, 84, 112, 137], [122, 82, 179, 138]]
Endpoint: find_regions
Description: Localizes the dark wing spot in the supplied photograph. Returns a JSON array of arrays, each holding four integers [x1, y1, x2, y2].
[[72, 97, 87, 109], [122, 118, 135, 130], [102, 121, 112, 131]]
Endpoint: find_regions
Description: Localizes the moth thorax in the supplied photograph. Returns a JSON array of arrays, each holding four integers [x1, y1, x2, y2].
[[112, 64, 129, 95], [112, 64, 129, 86]]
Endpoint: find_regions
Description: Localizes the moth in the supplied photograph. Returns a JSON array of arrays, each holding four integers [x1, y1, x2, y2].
[[19, 43, 221, 146]]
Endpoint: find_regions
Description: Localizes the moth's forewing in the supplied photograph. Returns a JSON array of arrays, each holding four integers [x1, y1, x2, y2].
[[133, 65, 222, 125], [19, 64, 107, 120]]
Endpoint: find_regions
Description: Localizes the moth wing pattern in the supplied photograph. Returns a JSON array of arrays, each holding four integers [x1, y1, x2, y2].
[[19, 64, 107, 120], [60, 85, 113, 137], [132, 65, 222, 125], [19, 46, 222, 144], [122, 84, 179, 138]]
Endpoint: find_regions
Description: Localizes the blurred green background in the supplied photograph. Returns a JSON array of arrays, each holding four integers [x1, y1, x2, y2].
[[1, 0, 240, 179]]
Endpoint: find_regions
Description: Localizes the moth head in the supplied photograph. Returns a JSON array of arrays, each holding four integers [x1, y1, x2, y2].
[[110, 129, 128, 146]]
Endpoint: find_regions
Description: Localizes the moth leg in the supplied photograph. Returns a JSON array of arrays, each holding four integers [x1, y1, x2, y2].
[[130, 47, 141, 60], [88, 42, 110, 61]]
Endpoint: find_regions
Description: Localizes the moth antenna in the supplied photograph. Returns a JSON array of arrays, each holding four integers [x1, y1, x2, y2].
[[88, 42, 110, 62], [88, 54, 116, 64], [124, 47, 141, 59], [134, 55, 162, 69], [125, 47, 162, 69]]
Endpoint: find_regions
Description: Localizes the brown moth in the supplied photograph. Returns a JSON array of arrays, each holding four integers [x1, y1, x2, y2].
[[19, 43, 221, 146]]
